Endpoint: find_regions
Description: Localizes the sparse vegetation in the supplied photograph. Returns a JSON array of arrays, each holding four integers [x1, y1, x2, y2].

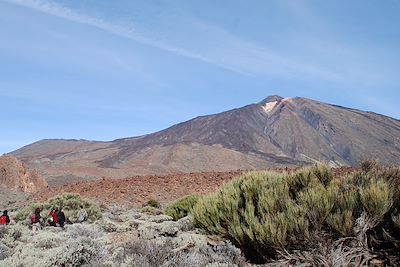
[[166, 194, 200, 220], [0, 200, 245, 267], [192, 163, 400, 264], [101, 238, 245, 267]]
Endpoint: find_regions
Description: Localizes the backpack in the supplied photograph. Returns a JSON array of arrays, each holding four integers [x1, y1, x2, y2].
[[31, 214, 37, 224], [0, 215, 6, 225]]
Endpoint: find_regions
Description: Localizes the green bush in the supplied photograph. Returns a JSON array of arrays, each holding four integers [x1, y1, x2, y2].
[[165, 195, 200, 220], [14, 193, 102, 224], [192, 164, 400, 262]]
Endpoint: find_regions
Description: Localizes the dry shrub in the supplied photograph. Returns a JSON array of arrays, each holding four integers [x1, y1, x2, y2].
[[0, 226, 7, 239], [0, 244, 8, 261], [44, 238, 98, 267], [66, 223, 105, 240], [144, 199, 161, 209], [110, 239, 245, 267], [270, 238, 376, 267]]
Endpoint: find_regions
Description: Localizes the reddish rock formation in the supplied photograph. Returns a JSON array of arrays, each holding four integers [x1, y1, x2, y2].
[[0, 155, 47, 193]]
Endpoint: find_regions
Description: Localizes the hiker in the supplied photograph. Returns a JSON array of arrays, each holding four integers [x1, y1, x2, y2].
[[57, 208, 66, 228], [0, 210, 10, 225], [31, 208, 42, 233], [48, 208, 59, 227], [77, 205, 88, 223]]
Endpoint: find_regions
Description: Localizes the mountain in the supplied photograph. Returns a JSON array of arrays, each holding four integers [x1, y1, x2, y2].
[[10, 96, 400, 186]]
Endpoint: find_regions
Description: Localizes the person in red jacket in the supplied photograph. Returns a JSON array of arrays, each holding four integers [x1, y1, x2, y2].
[[48, 208, 59, 227], [0, 210, 10, 225]]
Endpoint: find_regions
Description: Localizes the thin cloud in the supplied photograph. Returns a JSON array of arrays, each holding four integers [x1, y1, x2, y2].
[[3, 0, 388, 85], [4, 0, 246, 74]]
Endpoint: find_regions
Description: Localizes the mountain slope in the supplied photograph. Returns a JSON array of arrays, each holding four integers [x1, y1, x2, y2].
[[10, 96, 400, 185]]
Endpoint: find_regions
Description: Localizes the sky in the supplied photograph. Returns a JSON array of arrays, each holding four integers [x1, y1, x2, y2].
[[0, 0, 399, 154]]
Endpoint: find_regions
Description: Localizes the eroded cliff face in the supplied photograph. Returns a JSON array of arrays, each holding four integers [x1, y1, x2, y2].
[[0, 155, 47, 193]]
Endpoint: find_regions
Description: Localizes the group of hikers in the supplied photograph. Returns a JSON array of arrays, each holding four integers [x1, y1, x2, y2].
[[31, 205, 88, 232], [31, 207, 66, 232], [0, 206, 88, 232]]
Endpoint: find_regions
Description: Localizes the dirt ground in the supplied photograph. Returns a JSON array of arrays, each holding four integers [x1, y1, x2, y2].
[[34, 171, 244, 207], [33, 167, 356, 207]]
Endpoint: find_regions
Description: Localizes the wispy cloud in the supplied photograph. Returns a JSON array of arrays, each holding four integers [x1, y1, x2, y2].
[[4, 0, 242, 72], [4, 0, 350, 81], [4, 0, 396, 86]]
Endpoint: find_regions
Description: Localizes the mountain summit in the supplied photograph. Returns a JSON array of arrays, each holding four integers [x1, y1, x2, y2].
[[11, 96, 400, 185]]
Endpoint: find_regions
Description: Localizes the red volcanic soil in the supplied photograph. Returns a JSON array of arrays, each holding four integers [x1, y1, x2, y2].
[[34, 171, 244, 206], [32, 167, 356, 207]]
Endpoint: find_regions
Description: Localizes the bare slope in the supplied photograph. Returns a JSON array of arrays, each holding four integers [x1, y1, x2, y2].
[[11, 96, 400, 185]]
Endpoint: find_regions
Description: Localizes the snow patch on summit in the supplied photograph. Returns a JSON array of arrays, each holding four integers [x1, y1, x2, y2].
[[262, 101, 278, 114]]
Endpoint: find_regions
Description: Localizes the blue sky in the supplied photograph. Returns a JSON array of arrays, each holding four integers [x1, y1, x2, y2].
[[0, 0, 399, 154]]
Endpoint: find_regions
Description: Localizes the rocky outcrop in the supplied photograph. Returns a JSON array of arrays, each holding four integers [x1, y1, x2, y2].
[[0, 155, 47, 193]]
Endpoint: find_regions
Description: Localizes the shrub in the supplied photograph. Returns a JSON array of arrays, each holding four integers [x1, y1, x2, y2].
[[44, 238, 98, 267], [166, 195, 200, 220], [144, 199, 161, 209], [0, 232, 100, 267], [110, 238, 245, 267], [359, 179, 392, 225], [268, 238, 373, 267], [192, 171, 308, 261], [0, 226, 7, 239], [0, 224, 24, 249], [66, 224, 105, 240], [192, 164, 400, 262], [0, 244, 8, 261], [14, 193, 102, 224]]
